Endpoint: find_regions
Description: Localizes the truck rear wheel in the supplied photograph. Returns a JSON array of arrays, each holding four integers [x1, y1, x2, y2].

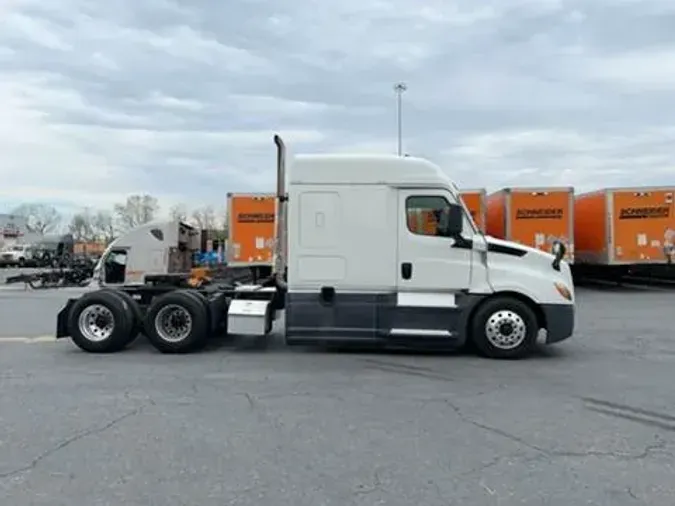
[[144, 290, 209, 353], [67, 290, 135, 353], [470, 296, 538, 359], [99, 288, 143, 342], [185, 289, 210, 311]]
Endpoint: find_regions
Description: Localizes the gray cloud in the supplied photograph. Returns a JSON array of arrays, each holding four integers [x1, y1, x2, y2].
[[1, 0, 674, 216]]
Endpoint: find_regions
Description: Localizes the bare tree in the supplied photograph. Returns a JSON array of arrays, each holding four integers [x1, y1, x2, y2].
[[113, 194, 159, 231], [68, 209, 95, 242], [93, 211, 116, 244], [190, 205, 217, 230], [213, 207, 228, 230], [169, 204, 188, 222], [11, 203, 61, 234], [212, 207, 228, 239]]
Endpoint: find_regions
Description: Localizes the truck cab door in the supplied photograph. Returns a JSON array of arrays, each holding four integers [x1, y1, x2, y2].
[[391, 189, 473, 339], [102, 248, 128, 286]]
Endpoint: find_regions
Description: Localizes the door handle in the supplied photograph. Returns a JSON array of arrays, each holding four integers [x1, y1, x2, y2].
[[401, 262, 412, 280]]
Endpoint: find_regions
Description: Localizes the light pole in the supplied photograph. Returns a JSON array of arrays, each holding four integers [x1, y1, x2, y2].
[[394, 82, 407, 156]]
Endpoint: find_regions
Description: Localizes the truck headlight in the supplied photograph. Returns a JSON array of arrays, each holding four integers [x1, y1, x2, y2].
[[554, 282, 572, 301]]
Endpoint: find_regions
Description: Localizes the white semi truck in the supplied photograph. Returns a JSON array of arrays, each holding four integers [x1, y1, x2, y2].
[[55, 136, 575, 359]]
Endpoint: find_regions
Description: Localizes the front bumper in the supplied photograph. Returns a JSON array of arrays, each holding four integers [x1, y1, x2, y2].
[[541, 303, 575, 344]]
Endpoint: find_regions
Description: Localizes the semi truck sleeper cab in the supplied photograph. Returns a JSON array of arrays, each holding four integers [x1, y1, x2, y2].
[[56, 135, 575, 359]]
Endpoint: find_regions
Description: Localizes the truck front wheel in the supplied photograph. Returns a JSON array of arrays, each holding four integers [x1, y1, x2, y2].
[[470, 297, 538, 359], [67, 290, 135, 353], [144, 290, 209, 353]]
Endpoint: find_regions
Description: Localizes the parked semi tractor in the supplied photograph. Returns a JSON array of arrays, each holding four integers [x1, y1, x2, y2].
[[55, 136, 575, 359], [487, 187, 575, 263]]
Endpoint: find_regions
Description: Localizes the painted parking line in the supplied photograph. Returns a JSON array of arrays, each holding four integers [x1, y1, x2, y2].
[[0, 335, 56, 343]]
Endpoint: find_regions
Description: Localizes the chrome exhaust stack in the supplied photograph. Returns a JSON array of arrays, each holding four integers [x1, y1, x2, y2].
[[273, 135, 288, 289]]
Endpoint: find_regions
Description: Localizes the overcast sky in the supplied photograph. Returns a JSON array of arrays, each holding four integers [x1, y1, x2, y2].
[[1, 0, 674, 217]]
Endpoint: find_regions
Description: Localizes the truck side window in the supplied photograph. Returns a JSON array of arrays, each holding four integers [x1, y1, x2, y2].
[[406, 196, 451, 237]]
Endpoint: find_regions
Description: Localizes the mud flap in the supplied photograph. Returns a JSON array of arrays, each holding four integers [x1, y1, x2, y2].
[[56, 299, 76, 338]]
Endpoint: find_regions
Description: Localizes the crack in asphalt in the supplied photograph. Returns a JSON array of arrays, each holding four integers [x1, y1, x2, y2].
[[357, 358, 674, 466], [353, 470, 384, 496], [0, 405, 146, 480], [442, 398, 669, 464]]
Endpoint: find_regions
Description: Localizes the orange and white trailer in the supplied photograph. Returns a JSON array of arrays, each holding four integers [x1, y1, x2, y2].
[[574, 187, 675, 266], [226, 193, 276, 267], [460, 188, 487, 232], [487, 187, 574, 262]]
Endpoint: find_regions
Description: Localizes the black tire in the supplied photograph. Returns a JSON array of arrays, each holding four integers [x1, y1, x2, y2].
[[98, 289, 143, 344], [184, 289, 213, 332], [67, 290, 135, 353], [144, 290, 209, 354], [18, 258, 25, 267], [469, 296, 538, 359], [185, 288, 208, 304]]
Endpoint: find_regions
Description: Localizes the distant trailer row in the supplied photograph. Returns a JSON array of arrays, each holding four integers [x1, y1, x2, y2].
[[459, 187, 675, 267], [225, 188, 674, 272]]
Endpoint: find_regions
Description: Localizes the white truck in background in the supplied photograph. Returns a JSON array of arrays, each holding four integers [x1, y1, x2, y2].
[[55, 135, 575, 359], [0, 244, 33, 267]]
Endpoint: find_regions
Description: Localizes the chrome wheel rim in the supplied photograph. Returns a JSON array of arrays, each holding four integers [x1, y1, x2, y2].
[[78, 304, 115, 342], [155, 304, 192, 343], [485, 310, 527, 350]]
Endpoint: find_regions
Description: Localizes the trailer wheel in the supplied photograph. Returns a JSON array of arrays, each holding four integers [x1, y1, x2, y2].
[[469, 296, 538, 359], [144, 290, 209, 353], [67, 290, 135, 353], [98, 289, 143, 343]]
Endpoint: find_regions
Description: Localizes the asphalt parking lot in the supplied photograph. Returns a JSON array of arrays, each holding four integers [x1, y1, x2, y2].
[[1, 278, 674, 505]]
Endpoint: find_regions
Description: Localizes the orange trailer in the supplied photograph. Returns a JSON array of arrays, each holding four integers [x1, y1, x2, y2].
[[460, 189, 487, 232], [574, 187, 675, 265], [487, 187, 574, 262], [226, 193, 277, 266]]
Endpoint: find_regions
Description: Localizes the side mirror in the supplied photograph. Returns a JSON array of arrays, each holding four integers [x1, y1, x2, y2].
[[551, 241, 567, 271], [437, 203, 464, 237]]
